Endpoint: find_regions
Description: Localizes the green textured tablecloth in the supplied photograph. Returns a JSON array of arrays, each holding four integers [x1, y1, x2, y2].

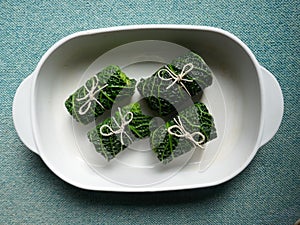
[[1, 0, 299, 224]]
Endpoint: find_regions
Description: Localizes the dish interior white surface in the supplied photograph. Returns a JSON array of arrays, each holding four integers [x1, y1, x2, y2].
[[69, 41, 225, 186]]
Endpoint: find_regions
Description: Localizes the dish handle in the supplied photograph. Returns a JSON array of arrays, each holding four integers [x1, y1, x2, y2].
[[259, 66, 284, 146], [13, 73, 39, 155]]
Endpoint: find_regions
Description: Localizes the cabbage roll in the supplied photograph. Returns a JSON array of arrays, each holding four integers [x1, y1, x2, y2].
[[137, 52, 213, 116], [87, 103, 153, 161], [65, 65, 136, 124], [150, 102, 217, 163]]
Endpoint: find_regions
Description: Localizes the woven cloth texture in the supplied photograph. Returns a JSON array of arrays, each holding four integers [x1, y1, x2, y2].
[[0, 0, 299, 224]]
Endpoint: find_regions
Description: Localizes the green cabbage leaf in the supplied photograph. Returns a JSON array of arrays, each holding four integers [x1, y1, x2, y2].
[[150, 102, 217, 163], [65, 65, 136, 124], [137, 52, 213, 116], [87, 103, 153, 161]]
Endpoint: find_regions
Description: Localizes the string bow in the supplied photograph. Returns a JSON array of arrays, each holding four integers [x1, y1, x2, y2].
[[99, 107, 134, 145], [167, 116, 205, 148], [157, 63, 194, 96], [76, 75, 108, 115]]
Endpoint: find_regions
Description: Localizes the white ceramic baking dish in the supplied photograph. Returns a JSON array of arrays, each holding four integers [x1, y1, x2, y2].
[[13, 25, 283, 192]]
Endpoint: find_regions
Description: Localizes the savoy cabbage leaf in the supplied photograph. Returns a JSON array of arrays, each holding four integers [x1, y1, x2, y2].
[[150, 102, 217, 163], [137, 51, 213, 116], [87, 103, 153, 161], [65, 65, 136, 124]]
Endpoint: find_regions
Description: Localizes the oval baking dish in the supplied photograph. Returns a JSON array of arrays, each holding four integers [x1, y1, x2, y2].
[[13, 25, 283, 192]]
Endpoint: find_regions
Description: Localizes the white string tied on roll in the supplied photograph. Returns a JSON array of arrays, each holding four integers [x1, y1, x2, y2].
[[157, 63, 194, 96], [167, 116, 205, 148], [99, 107, 134, 145], [76, 75, 108, 115]]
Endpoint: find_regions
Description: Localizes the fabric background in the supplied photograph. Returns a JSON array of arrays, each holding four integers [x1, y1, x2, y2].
[[0, 0, 299, 224]]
